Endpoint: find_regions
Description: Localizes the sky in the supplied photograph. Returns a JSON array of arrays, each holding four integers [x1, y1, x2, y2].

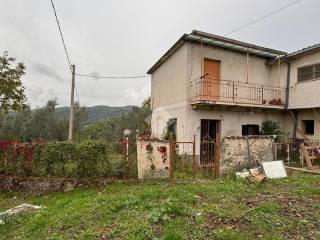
[[1, 0, 319, 108]]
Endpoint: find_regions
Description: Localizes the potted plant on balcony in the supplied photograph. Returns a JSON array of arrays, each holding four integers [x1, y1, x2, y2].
[[269, 98, 282, 105]]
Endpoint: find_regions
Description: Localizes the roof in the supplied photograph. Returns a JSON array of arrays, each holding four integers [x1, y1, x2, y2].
[[286, 43, 320, 59], [147, 30, 287, 74]]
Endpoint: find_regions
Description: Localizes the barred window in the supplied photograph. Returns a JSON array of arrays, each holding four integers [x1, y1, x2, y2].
[[298, 63, 320, 82]]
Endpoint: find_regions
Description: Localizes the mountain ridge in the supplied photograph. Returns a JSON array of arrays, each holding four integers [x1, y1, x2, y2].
[[55, 105, 134, 123]]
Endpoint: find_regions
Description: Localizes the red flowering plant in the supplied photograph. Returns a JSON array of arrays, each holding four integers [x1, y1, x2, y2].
[[157, 145, 167, 163], [0, 140, 47, 175], [0, 140, 17, 152]]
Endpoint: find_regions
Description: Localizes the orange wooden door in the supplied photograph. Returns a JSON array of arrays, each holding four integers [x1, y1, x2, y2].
[[203, 59, 220, 101]]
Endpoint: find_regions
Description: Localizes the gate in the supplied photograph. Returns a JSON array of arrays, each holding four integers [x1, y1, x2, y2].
[[169, 133, 220, 178], [200, 137, 216, 177]]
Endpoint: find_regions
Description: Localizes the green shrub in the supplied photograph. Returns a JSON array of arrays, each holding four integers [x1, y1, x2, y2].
[[0, 140, 136, 179], [261, 120, 282, 136]]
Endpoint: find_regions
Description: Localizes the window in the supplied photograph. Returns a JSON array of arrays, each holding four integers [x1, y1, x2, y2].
[[298, 63, 320, 82], [242, 124, 259, 136], [302, 120, 314, 135]]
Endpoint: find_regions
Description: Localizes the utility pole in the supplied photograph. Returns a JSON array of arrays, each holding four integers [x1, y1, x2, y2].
[[68, 64, 75, 141]]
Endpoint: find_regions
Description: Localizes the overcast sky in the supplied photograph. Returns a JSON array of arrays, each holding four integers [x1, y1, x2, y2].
[[1, 0, 319, 108]]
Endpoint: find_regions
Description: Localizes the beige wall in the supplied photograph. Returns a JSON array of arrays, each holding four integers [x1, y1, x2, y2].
[[288, 50, 320, 109], [151, 43, 189, 109], [151, 102, 188, 139]]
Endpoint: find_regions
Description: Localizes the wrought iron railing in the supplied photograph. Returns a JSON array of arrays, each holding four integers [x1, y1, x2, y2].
[[190, 78, 286, 107]]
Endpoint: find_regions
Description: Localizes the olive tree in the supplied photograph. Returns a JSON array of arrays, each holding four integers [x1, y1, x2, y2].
[[0, 51, 27, 113]]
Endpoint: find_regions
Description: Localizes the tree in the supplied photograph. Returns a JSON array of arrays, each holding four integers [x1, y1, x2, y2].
[[81, 98, 151, 143], [0, 51, 27, 113], [0, 99, 88, 142]]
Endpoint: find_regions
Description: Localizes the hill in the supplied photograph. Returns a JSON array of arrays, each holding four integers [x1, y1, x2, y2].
[[55, 105, 134, 123]]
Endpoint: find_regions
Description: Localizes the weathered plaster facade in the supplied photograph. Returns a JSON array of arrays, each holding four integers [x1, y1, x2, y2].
[[137, 139, 170, 180], [151, 41, 287, 145], [220, 136, 275, 175]]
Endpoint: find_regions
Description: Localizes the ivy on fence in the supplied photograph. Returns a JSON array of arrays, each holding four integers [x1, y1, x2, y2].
[[0, 140, 135, 179]]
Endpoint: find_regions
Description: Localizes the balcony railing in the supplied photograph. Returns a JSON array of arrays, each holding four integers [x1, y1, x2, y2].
[[190, 78, 286, 107]]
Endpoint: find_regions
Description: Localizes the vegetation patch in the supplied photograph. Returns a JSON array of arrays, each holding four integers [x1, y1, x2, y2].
[[0, 140, 135, 180], [0, 174, 318, 239]]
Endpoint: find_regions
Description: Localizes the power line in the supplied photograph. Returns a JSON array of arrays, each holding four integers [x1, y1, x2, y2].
[[224, 0, 303, 36], [75, 73, 149, 79], [50, 0, 72, 71], [199, 0, 303, 58]]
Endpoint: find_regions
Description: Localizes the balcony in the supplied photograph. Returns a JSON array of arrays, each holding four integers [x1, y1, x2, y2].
[[190, 78, 286, 109]]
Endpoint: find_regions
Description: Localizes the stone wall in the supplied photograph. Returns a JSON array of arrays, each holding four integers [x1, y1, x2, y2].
[[220, 136, 275, 175], [137, 139, 170, 180], [0, 175, 79, 192]]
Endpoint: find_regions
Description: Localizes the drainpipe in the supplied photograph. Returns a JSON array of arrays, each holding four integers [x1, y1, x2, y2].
[[293, 110, 298, 138], [285, 62, 291, 110]]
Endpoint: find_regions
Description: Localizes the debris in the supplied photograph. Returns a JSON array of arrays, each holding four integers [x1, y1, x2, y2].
[[248, 169, 266, 183], [262, 160, 287, 179], [249, 167, 261, 175], [236, 169, 249, 178], [0, 203, 44, 224]]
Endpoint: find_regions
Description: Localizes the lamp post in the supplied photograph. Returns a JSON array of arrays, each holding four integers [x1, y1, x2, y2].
[[123, 129, 131, 161]]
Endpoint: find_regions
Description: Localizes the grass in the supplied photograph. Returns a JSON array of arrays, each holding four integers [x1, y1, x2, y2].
[[0, 174, 319, 239]]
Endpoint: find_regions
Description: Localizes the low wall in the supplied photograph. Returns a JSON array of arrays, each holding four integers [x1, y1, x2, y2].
[[137, 136, 275, 178], [0, 175, 80, 192], [137, 139, 170, 180], [220, 136, 275, 175]]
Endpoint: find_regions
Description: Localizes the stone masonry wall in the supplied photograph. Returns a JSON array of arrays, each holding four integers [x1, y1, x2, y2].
[[137, 139, 170, 180], [220, 136, 275, 175]]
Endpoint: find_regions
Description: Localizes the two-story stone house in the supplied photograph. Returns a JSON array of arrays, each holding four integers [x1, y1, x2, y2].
[[148, 30, 320, 146]]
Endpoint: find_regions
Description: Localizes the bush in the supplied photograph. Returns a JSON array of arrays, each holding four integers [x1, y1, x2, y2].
[[0, 140, 136, 179], [261, 120, 282, 136]]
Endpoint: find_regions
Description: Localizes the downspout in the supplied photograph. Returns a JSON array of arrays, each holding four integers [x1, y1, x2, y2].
[[293, 110, 298, 138], [285, 62, 291, 109], [285, 62, 297, 138]]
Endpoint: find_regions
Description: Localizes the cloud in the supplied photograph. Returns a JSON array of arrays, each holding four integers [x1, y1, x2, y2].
[[1, 0, 318, 108], [124, 81, 150, 104], [33, 62, 64, 82]]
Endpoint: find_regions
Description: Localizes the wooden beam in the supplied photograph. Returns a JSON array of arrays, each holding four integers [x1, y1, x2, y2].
[[289, 110, 310, 141], [300, 143, 314, 170]]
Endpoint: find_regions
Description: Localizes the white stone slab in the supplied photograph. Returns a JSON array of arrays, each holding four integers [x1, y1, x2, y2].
[[0, 203, 44, 219], [262, 161, 287, 179]]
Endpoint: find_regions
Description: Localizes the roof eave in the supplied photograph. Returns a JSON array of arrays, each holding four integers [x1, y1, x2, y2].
[[192, 30, 287, 56], [286, 45, 320, 59], [147, 31, 288, 74]]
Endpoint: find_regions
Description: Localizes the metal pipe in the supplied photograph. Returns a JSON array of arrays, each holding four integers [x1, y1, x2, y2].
[[285, 62, 291, 109]]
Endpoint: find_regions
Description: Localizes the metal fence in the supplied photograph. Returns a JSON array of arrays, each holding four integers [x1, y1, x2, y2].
[[169, 134, 220, 178], [276, 137, 320, 167], [190, 78, 286, 107]]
